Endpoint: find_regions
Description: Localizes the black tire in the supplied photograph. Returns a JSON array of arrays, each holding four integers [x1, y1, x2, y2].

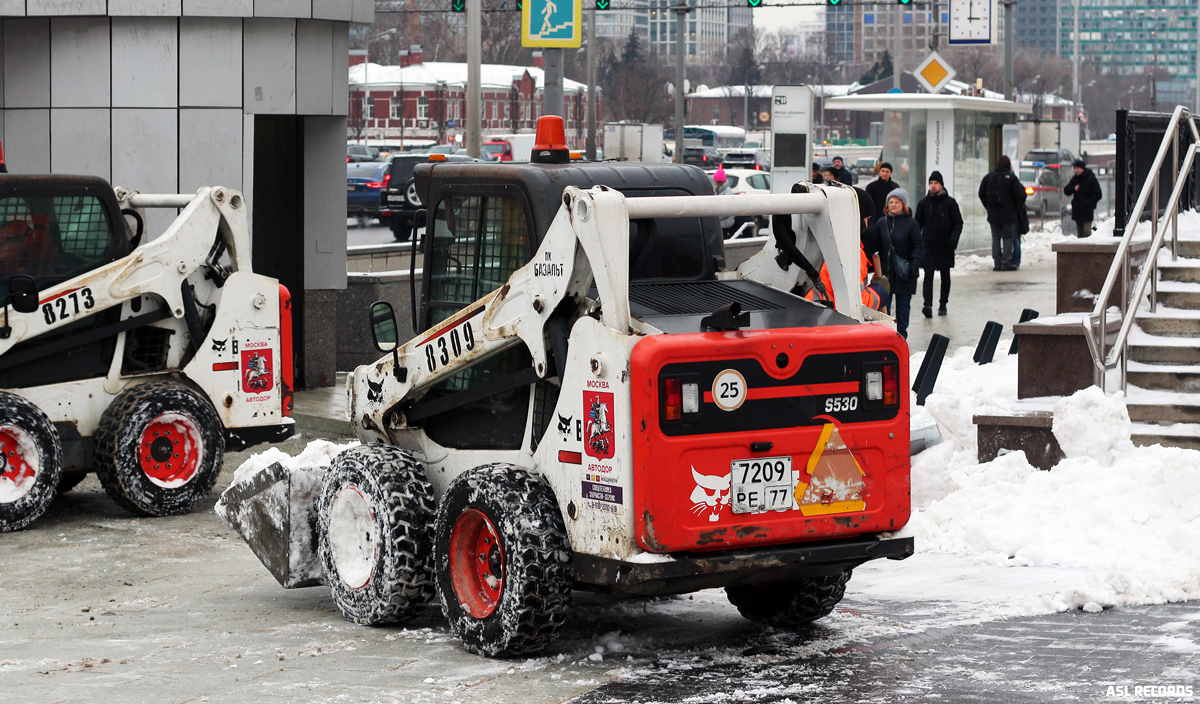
[[403, 179, 422, 208], [725, 570, 852, 628], [318, 444, 437, 626], [434, 465, 572, 657], [94, 381, 224, 517], [391, 218, 413, 242], [0, 392, 62, 532], [57, 471, 88, 495]]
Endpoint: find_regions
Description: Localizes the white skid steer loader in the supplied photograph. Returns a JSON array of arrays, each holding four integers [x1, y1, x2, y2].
[[1, 174, 293, 532], [220, 116, 912, 658]]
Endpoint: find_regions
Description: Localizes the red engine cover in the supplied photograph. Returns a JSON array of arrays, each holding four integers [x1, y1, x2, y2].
[[630, 326, 911, 553]]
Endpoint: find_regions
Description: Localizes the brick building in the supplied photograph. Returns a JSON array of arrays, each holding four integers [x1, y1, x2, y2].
[[348, 48, 592, 147]]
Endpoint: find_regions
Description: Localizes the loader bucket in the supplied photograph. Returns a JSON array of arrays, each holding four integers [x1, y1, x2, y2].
[[215, 462, 327, 589]]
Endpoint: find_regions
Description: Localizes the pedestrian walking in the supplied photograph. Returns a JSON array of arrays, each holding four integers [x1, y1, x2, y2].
[[830, 156, 854, 186], [1064, 159, 1103, 237], [864, 161, 900, 226], [712, 166, 736, 236], [915, 171, 963, 317], [867, 188, 923, 338], [977, 155, 1027, 270]]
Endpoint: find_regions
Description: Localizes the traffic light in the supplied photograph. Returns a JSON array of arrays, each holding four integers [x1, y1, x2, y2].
[[897, 0, 912, 4], [596, 0, 610, 9], [451, 0, 464, 11], [827, 0, 841, 5], [746, 0, 762, 7]]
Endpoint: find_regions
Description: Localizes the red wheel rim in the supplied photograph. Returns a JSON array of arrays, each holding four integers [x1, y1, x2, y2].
[[0, 425, 38, 502], [448, 508, 504, 619], [139, 413, 203, 488]]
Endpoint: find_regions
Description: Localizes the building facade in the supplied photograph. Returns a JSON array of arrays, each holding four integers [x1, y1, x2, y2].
[[1015, 0, 1060, 54], [0, 0, 368, 388], [826, 3, 953, 73], [348, 52, 591, 147], [596, 3, 752, 63], [1061, 0, 1198, 104]]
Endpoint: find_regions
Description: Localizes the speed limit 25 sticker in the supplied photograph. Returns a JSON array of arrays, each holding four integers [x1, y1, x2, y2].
[[711, 369, 747, 412]]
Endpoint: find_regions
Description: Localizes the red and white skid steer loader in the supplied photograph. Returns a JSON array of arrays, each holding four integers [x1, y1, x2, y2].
[[0, 174, 294, 532], [219, 118, 913, 657]]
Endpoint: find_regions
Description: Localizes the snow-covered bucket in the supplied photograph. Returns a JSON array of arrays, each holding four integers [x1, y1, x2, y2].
[[216, 462, 327, 588]]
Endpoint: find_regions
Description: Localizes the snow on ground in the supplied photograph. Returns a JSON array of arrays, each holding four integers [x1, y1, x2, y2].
[[955, 218, 1072, 273], [858, 342, 1200, 622]]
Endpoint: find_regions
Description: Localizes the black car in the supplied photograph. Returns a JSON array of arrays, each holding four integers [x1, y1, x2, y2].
[[682, 146, 724, 168], [720, 150, 770, 171], [380, 154, 479, 241]]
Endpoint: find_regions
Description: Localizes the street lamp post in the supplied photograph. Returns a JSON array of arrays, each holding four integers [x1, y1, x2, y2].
[[362, 28, 397, 150]]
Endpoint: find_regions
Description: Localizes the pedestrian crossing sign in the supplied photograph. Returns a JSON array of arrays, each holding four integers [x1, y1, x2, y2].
[[522, 0, 582, 48]]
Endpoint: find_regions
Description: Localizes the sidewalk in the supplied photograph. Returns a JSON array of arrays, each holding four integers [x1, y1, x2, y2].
[[291, 258, 1059, 437]]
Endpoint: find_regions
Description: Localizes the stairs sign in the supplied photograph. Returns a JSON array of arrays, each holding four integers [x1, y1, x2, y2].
[[523, 0, 583, 48]]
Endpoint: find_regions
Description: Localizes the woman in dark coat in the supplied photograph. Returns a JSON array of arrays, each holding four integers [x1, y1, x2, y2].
[[868, 188, 924, 338], [915, 170, 964, 317]]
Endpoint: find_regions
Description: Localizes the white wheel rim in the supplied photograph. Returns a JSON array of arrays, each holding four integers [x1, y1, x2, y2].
[[407, 183, 421, 206], [329, 485, 377, 590], [0, 424, 40, 504]]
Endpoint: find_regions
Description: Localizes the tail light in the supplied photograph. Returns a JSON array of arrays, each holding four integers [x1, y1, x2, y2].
[[755, 164, 761, 171], [702, 155, 708, 162], [664, 378, 682, 421], [1025, 186, 1034, 196], [279, 285, 294, 417], [365, 181, 383, 188], [662, 377, 700, 422], [882, 363, 898, 406], [383, 172, 391, 188]]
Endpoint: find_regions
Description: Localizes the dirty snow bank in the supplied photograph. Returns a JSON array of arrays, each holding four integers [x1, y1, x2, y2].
[[864, 344, 1200, 616], [230, 439, 358, 485], [955, 218, 1073, 272]]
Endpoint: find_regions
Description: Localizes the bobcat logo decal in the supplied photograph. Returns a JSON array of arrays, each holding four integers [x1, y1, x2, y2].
[[557, 413, 573, 439], [689, 466, 731, 522], [211, 338, 227, 353], [366, 378, 384, 405]]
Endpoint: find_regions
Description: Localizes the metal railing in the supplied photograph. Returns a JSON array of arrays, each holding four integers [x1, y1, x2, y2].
[[1084, 106, 1200, 391]]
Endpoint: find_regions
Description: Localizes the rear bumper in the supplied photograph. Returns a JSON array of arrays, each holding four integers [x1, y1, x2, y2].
[[573, 535, 914, 598]]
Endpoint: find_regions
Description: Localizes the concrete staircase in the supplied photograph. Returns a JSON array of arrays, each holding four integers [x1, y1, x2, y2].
[[1123, 239, 1200, 450]]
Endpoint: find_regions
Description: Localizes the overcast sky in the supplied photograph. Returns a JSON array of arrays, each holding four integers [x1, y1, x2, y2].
[[754, 5, 822, 32]]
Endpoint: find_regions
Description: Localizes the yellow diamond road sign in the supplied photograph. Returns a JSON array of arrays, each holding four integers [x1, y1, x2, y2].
[[915, 51, 957, 94]]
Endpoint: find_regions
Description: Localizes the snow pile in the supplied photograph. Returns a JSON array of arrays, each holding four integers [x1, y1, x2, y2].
[[955, 222, 1072, 273], [894, 344, 1200, 612], [230, 439, 358, 485]]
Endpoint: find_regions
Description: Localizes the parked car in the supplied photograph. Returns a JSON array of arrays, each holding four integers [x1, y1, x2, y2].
[[380, 154, 480, 241], [721, 167, 773, 238], [720, 149, 771, 171], [1022, 148, 1076, 167], [347, 162, 389, 227], [347, 145, 381, 163], [854, 157, 878, 177], [1018, 161, 1067, 218], [683, 146, 724, 167]]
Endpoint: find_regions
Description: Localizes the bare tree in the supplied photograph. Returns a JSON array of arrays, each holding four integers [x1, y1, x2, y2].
[[600, 30, 672, 124]]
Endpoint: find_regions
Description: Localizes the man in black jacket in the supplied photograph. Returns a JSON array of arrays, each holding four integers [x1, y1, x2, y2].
[[978, 155, 1027, 270], [865, 162, 900, 226], [1064, 159, 1102, 237], [915, 171, 963, 317], [831, 156, 854, 186]]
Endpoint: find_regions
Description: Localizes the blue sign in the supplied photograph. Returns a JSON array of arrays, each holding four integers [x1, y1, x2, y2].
[[522, 0, 582, 48], [446, 120, 459, 128]]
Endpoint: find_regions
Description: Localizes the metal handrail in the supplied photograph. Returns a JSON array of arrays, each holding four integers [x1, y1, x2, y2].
[[1084, 106, 1200, 391]]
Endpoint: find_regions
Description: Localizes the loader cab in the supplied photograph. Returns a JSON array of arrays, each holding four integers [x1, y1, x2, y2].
[[405, 123, 723, 452], [0, 175, 130, 389], [0, 175, 128, 301]]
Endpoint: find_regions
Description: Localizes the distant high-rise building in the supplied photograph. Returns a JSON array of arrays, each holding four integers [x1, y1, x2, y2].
[[1014, 0, 1060, 54], [595, 3, 753, 64], [825, 3, 953, 76], [1061, 0, 1197, 102]]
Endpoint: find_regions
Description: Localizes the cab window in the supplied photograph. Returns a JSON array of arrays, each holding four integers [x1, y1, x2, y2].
[[0, 193, 120, 294]]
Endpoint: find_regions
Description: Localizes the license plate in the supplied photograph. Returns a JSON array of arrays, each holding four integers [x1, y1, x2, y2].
[[347, 184, 355, 191], [731, 456, 794, 514], [387, 195, 405, 202]]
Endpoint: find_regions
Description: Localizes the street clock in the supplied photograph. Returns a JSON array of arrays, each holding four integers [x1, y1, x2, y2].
[[948, 0, 993, 45]]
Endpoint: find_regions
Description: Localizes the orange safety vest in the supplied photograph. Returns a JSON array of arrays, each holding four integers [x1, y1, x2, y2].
[[805, 246, 885, 311]]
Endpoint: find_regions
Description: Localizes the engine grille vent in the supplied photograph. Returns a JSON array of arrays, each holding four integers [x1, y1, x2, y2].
[[628, 281, 783, 317]]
